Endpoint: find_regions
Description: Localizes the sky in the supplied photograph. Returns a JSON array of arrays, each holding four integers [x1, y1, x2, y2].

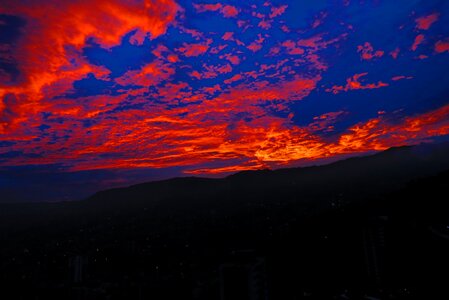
[[1, 0, 449, 202]]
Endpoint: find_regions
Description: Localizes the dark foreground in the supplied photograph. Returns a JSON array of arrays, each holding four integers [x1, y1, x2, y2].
[[1, 143, 449, 299]]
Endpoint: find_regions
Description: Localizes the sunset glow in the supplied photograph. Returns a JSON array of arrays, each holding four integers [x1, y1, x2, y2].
[[1, 0, 449, 199]]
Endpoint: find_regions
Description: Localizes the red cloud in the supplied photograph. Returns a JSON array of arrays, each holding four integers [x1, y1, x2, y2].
[[416, 13, 439, 30], [221, 54, 240, 65], [203, 84, 221, 94], [392, 76, 413, 81], [282, 40, 305, 55], [115, 61, 174, 87], [194, 3, 238, 18], [247, 35, 265, 52], [435, 40, 449, 53], [269, 5, 288, 18], [222, 5, 238, 18], [258, 20, 272, 30], [224, 74, 243, 84], [2, 1, 449, 177], [337, 104, 449, 152], [357, 42, 384, 60], [390, 48, 400, 59], [199, 63, 233, 79], [3, 79, 449, 175], [411, 34, 425, 51], [222, 32, 234, 41], [326, 73, 388, 94], [0, 0, 178, 132], [309, 111, 346, 133], [167, 54, 179, 63], [192, 3, 222, 12], [177, 42, 210, 57]]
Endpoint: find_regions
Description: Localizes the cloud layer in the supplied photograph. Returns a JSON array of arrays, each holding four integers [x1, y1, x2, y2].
[[1, 0, 449, 180]]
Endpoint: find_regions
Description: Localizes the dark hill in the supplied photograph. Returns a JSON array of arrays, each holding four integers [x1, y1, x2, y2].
[[85, 142, 449, 212], [1, 142, 449, 299]]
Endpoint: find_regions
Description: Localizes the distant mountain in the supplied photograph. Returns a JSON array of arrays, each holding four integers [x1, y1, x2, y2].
[[2, 142, 449, 226], [2, 142, 449, 299], [86, 141, 449, 211]]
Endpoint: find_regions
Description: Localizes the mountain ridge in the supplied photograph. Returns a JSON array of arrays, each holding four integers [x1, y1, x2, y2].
[[86, 142, 449, 206]]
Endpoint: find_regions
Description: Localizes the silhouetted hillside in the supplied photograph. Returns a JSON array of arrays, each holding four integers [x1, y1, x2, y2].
[[86, 142, 449, 213], [1, 142, 449, 299]]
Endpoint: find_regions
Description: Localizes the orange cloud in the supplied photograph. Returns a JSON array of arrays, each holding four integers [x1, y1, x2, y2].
[[337, 104, 449, 152], [2, 1, 449, 178], [0, 0, 178, 133]]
